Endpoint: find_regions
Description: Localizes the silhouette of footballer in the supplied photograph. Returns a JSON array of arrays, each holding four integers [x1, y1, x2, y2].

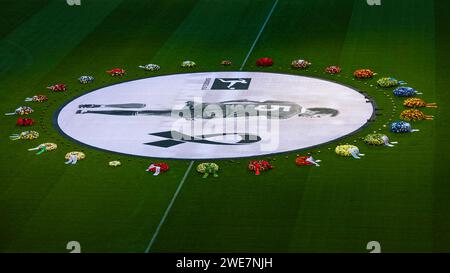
[[75, 100, 339, 120]]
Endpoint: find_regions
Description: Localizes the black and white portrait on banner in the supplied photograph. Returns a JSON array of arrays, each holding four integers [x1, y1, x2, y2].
[[56, 72, 374, 159]]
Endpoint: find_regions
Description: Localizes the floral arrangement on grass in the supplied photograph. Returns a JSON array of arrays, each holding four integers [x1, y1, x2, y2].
[[393, 87, 422, 97], [325, 66, 341, 74], [181, 61, 196, 68], [25, 95, 48, 102], [106, 68, 126, 76], [256, 58, 273, 67], [28, 143, 57, 155], [390, 121, 419, 133], [78, 76, 95, 84], [197, 163, 219, 178], [291, 59, 311, 69], [65, 151, 86, 160], [10, 131, 39, 141], [47, 84, 67, 92], [363, 134, 385, 146], [400, 109, 433, 121], [5, 106, 34, 116], [403, 98, 437, 108], [139, 64, 160, 71], [146, 163, 169, 176], [335, 145, 365, 159], [16, 117, 34, 126], [377, 77, 405, 88], [363, 134, 398, 147], [221, 60, 232, 66], [354, 69, 376, 79], [109, 161, 122, 167], [248, 160, 273, 175], [295, 156, 321, 167]]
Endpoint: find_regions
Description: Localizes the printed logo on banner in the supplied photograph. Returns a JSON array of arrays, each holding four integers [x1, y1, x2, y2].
[[210, 78, 252, 90]]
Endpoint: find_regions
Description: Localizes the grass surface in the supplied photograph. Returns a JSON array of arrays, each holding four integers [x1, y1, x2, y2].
[[0, 0, 448, 253]]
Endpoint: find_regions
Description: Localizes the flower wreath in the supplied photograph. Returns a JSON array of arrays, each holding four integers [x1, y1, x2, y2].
[[28, 143, 57, 155], [65, 151, 86, 160], [291, 59, 311, 69], [325, 66, 341, 74], [363, 134, 397, 147], [181, 61, 196, 68], [390, 121, 419, 133], [16, 117, 35, 126], [25, 95, 48, 102], [400, 109, 433, 121], [248, 160, 273, 175], [295, 156, 321, 167], [377, 77, 405, 88], [146, 163, 169, 175], [256, 58, 273, 67], [78, 76, 95, 84], [197, 163, 219, 178], [47, 84, 67, 92], [5, 106, 34, 116], [393, 87, 422, 97], [403, 98, 437, 108], [335, 145, 365, 159], [10, 131, 39, 141], [139, 64, 160, 71], [106, 68, 126, 76], [221, 60, 232, 66], [354, 69, 376, 79], [109, 161, 122, 167]]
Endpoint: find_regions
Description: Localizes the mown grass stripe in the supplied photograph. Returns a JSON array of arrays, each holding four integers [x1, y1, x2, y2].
[[145, 160, 194, 253], [240, 0, 279, 71], [144, 0, 279, 253]]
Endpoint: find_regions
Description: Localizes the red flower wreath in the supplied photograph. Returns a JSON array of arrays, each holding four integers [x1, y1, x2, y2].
[[256, 58, 273, 67], [248, 160, 273, 175], [325, 66, 342, 74], [106, 68, 126, 77], [295, 156, 314, 166], [16, 117, 35, 126], [47, 84, 67, 92], [146, 163, 170, 173]]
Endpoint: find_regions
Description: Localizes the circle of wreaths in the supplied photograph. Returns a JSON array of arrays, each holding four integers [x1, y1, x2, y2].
[[6, 58, 437, 173]]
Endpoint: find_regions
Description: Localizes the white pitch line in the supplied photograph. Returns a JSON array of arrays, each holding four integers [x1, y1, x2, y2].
[[240, 0, 279, 71], [145, 160, 194, 253], [144, 0, 279, 252]]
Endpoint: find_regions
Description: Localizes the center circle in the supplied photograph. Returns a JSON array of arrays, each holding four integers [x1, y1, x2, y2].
[[55, 72, 374, 159]]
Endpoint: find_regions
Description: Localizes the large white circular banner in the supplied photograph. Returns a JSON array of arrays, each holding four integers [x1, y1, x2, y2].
[[55, 72, 374, 159]]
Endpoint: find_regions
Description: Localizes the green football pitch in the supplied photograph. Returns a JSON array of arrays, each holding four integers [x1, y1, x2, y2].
[[0, 0, 449, 253]]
